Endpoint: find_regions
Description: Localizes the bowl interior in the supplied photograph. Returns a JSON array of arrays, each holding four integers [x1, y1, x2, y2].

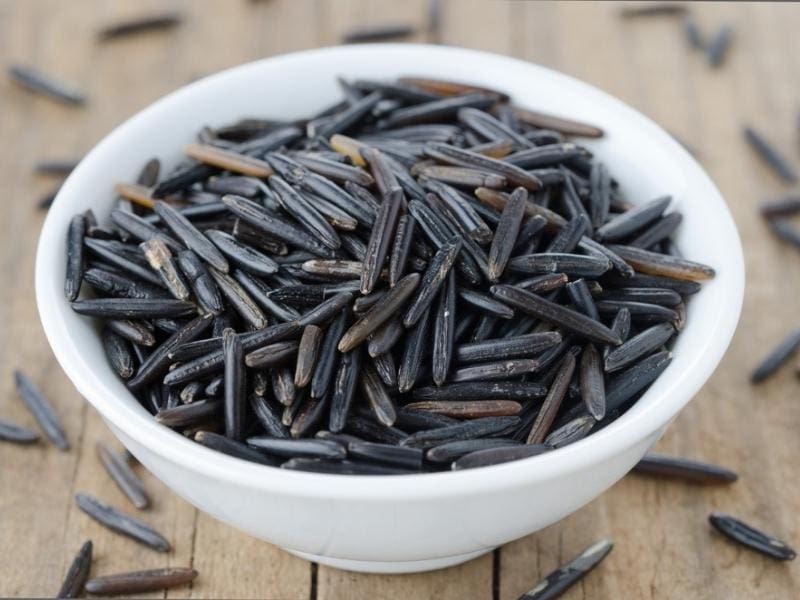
[[35, 44, 743, 497]]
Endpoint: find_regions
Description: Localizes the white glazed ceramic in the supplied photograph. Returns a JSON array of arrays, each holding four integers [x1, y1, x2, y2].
[[35, 45, 744, 574]]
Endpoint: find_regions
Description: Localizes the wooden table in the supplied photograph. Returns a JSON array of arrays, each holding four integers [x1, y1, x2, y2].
[[1, 1, 799, 597]]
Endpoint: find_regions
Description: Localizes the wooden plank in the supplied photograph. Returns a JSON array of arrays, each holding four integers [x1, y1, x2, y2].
[[65, 415, 188, 600], [0, 1, 312, 598], [439, 0, 515, 52], [501, 4, 638, 597], [60, 3, 200, 594], [2, 1, 800, 599], [166, 2, 317, 598], [0, 0, 95, 596], [190, 509, 311, 600], [501, 2, 800, 599], [318, 557, 494, 600], [317, 1, 505, 597], [317, 0, 429, 47], [177, 2, 316, 596]]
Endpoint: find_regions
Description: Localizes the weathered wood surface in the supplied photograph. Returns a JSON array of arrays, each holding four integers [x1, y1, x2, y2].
[[0, 1, 798, 598]]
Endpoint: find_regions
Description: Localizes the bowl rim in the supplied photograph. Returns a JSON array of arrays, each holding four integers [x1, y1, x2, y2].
[[35, 43, 744, 499]]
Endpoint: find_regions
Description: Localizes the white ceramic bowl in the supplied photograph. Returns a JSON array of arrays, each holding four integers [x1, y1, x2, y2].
[[35, 45, 744, 574]]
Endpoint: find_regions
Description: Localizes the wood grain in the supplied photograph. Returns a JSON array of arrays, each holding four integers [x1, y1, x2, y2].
[[0, 1, 799, 598]]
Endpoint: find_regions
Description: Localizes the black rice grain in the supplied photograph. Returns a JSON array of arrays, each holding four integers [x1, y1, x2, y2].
[[155, 400, 222, 428], [339, 273, 419, 352], [452, 443, 549, 470], [426, 438, 519, 463], [544, 415, 595, 448], [0, 419, 39, 444], [760, 197, 800, 218], [707, 25, 734, 68], [282, 457, 414, 475], [348, 441, 423, 470], [751, 328, 800, 384], [222, 328, 246, 440], [488, 187, 527, 281], [14, 370, 69, 451], [85, 567, 198, 596], [527, 352, 575, 444], [361, 186, 403, 294], [605, 351, 672, 413], [65, 214, 86, 301], [75, 493, 170, 552], [246, 437, 346, 460], [196, 430, 281, 465], [361, 360, 397, 426], [517, 538, 613, 599], [492, 285, 621, 345], [432, 270, 456, 385], [634, 452, 737, 485], [709, 513, 795, 561], [310, 308, 349, 399], [743, 126, 797, 183], [605, 322, 675, 373], [342, 24, 416, 43], [57, 540, 93, 598], [72, 298, 196, 319], [580, 344, 606, 420], [405, 400, 522, 419], [96, 442, 150, 509], [9, 65, 85, 105], [620, 4, 686, 18], [99, 12, 182, 39], [401, 416, 521, 448]]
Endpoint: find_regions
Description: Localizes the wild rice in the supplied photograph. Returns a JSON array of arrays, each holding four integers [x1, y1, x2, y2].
[[14, 370, 69, 451], [709, 513, 795, 561], [517, 538, 613, 599], [8, 65, 86, 105], [84, 567, 198, 595], [74, 493, 170, 552], [56, 540, 93, 598], [64, 75, 711, 473]]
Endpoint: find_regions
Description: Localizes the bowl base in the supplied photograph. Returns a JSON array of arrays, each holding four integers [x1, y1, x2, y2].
[[285, 547, 494, 574]]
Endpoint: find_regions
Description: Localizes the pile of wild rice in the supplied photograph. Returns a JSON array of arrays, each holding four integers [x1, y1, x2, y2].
[[62, 75, 716, 475]]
